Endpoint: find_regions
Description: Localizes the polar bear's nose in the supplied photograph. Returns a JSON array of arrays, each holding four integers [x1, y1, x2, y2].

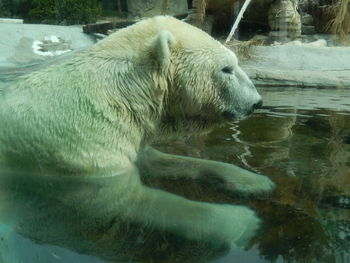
[[253, 100, 263, 110]]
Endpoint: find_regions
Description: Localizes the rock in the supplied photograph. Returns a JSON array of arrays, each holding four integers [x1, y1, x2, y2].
[[268, 0, 301, 40], [269, 31, 289, 41], [184, 6, 214, 34], [0, 23, 95, 84], [127, 0, 188, 17], [6, 37, 45, 65], [0, 18, 23, 23], [244, 67, 350, 88], [240, 43, 350, 88]]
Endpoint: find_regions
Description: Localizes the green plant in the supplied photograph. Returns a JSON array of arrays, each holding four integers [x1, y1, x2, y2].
[[27, 0, 101, 25], [0, 0, 14, 17], [27, 0, 56, 22], [55, 0, 101, 24], [0, 1, 10, 17]]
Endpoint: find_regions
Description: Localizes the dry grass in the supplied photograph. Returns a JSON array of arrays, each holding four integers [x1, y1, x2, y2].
[[325, 0, 350, 43], [225, 39, 266, 60]]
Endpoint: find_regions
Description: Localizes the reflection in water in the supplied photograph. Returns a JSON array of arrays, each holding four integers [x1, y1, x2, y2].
[[1, 87, 350, 262]]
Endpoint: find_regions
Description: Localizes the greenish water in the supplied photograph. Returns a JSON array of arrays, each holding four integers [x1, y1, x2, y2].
[[153, 87, 350, 263], [0, 87, 349, 263]]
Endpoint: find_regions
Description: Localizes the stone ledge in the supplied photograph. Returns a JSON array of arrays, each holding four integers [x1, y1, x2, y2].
[[240, 43, 350, 88], [243, 67, 350, 88], [0, 18, 23, 23]]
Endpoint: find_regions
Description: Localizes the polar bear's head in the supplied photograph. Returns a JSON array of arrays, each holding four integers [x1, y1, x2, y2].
[[148, 19, 262, 133], [170, 44, 262, 122], [98, 16, 262, 136]]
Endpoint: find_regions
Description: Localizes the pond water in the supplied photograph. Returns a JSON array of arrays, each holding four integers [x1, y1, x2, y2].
[[0, 86, 349, 263], [153, 87, 350, 263]]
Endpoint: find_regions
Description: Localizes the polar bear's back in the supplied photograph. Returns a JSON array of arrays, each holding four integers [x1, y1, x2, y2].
[[93, 16, 221, 55]]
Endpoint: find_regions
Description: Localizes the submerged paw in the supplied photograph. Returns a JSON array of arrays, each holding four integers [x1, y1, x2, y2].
[[232, 174, 276, 196], [220, 168, 276, 196]]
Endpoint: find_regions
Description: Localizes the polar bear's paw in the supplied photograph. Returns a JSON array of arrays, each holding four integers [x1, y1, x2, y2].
[[187, 204, 261, 248], [204, 162, 275, 197], [225, 172, 275, 196]]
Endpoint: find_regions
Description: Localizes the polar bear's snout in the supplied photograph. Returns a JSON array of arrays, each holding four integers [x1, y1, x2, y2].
[[240, 70, 263, 116], [222, 96, 262, 121], [221, 76, 263, 121], [245, 98, 262, 113], [244, 90, 263, 117], [249, 97, 263, 114], [253, 99, 263, 110]]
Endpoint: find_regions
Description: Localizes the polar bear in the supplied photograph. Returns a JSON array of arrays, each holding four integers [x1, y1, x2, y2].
[[0, 16, 274, 249]]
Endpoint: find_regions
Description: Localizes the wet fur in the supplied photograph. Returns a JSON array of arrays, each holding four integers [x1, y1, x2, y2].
[[0, 16, 274, 248]]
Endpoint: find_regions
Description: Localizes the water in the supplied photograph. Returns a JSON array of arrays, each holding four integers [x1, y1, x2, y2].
[[152, 87, 350, 263], [0, 83, 349, 262]]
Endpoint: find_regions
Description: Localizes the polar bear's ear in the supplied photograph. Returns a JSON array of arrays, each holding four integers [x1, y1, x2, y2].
[[151, 30, 176, 68]]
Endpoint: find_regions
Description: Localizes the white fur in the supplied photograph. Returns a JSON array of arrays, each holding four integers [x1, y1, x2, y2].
[[0, 16, 273, 251]]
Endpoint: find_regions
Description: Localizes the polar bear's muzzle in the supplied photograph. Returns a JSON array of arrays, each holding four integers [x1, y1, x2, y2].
[[252, 99, 263, 111], [222, 99, 263, 121]]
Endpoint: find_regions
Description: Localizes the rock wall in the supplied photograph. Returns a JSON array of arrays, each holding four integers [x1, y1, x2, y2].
[[268, 0, 301, 40], [127, 0, 188, 17]]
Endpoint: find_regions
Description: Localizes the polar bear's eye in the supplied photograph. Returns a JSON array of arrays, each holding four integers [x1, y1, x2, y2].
[[221, 66, 233, 74]]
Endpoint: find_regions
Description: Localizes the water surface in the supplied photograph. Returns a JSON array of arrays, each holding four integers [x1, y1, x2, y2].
[[154, 87, 350, 263]]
